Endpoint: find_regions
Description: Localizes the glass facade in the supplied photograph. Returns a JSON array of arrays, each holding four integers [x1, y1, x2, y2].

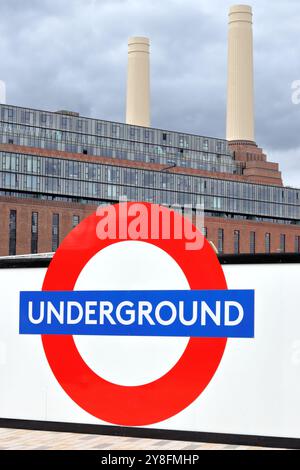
[[0, 151, 300, 223], [0, 104, 299, 231], [0, 105, 240, 175]]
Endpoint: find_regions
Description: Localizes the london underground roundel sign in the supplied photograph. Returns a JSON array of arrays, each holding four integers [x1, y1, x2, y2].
[[19, 202, 254, 426]]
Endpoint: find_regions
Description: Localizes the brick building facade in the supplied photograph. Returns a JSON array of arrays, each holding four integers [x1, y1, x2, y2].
[[0, 104, 299, 257], [1, 195, 300, 256]]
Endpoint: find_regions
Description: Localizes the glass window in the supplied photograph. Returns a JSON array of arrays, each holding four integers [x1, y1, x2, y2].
[[295, 236, 300, 254], [234, 230, 240, 254], [144, 130, 152, 141], [265, 233, 271, 254], [21, 110, 32, 123], [61, 117, 68, 129], [40, 113, 47, 124], [112, 125, 120, 137], [216, 141, 223, 153], [280, 234, 286, 253], [9, 209, 17, 256], [72, 215, 80, 228], [217, 228, 224, 254], [202, 227, 207, 238], [178, 135, 188, 148], [31, 212, 38, 254], [203, 139, 209, 151], [96, 122, 106, 135], [250, 231, 256, 254], [52, 213, 59, 252]]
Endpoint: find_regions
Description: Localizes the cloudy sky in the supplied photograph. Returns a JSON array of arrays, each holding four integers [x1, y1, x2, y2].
[[0, 0, 299, 185]]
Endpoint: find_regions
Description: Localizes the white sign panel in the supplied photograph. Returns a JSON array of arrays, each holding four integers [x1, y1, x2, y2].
[[0, 260, 300, 440]]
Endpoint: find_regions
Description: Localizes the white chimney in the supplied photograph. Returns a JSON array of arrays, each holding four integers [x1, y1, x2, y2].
[[226, 5, 255, 142], [126, 37, 150, 127]]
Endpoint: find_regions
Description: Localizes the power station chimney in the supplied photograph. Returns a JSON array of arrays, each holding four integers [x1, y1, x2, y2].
[[226, 5, 254, 143], [126, 37, 150, 127], [226, 5, 283, 185]]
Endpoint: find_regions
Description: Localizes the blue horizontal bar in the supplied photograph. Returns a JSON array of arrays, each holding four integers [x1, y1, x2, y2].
[[19, 289, 254, 338]]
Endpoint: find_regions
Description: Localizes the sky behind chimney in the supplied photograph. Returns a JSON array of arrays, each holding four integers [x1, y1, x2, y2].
[[0, 0, 299, 185]]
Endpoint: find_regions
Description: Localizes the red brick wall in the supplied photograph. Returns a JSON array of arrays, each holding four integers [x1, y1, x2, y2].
[[204, 216, 300, 254], [229, 141, 283, 186], [0, 196, 95, 256], [1, 196, 300, 256]]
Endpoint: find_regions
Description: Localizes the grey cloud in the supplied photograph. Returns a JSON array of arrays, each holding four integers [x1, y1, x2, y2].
[[0, 0, 299, 184]]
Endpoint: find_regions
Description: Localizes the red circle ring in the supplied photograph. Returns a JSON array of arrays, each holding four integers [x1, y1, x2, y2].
[[42, 203, 227, 426]]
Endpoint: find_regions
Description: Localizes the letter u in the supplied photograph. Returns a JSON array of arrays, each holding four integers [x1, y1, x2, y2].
[[178, 301, 198, 326], [28, 301, 44, 324]]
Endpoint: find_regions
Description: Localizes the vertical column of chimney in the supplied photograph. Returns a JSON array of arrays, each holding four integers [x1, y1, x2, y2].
[[226, 5, 255, 143], [126, 37, 150, 127], [226, 5, 282, 185]]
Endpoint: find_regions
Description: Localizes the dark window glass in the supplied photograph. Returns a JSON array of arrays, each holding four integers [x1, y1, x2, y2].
[[61, 117, 68, 129], [216, 141, 223, 152], [203, 139, 209, 150], [21, 110, 31, 123], [295, 236, 300, 253], [250, 231, 256, 254], [96, 122, 106, 135], [9, 209, 17, 256], [72, 215, 80, 228], [31, 212, 38, 254], [265, 233, 271, 253], [234, 230, 240, 254], [280, 234, 286, 253], [112, 125, 120, 137], [217, 228, 224, 254], [52, 213, 59, 252]]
